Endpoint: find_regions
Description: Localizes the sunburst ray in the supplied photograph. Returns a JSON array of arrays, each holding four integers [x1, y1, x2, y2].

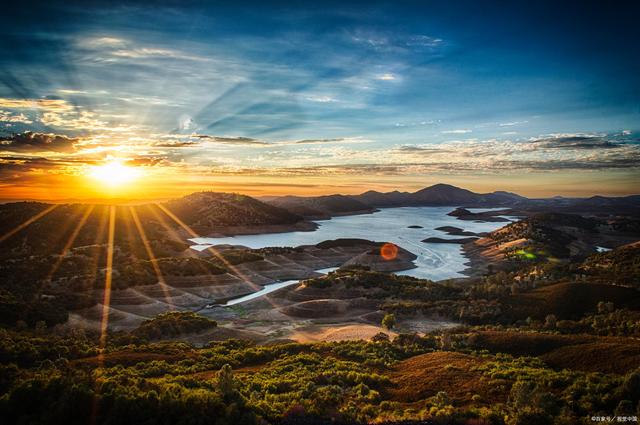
[[129, 205, 174, 309], [0, 204, 59, 244]]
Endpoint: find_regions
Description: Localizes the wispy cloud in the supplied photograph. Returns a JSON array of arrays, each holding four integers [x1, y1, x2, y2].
[[499, 120, 528, 127], [441, 129, 472, 134], [304, 95, 338, 103], [77, 36, 208, 62], [376, 73, 396, 81], [0, 110, 33, 124], [190, 134, 268, 145], [349, 29, 444, 53]]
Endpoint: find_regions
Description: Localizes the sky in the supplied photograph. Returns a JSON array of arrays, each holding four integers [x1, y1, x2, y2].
[[0, 0, 639, 201]]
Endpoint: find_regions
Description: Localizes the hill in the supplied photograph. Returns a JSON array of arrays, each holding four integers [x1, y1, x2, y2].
[[462, 212, 605, 274], [501, 281, 640, 321], [580, 241, 640, 287], [261, 194, 376, 219], [163, 191, 310, 235], [0, 192, 315, 328], [468, 331, 640, 374], [351, 183, 529, 207]]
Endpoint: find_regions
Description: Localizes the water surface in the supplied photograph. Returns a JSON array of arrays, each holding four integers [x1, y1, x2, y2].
[[192, 207, 512, 281]]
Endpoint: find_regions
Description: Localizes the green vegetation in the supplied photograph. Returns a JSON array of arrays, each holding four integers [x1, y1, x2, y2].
[[305, 267, 461, 301], [0, 328, 639, 424], [491, 213, 599, 261], [580, 242, 640, 286], [133, 312, 218, 340], [382, 313, 396, 330], [1, 202, 639, 424]]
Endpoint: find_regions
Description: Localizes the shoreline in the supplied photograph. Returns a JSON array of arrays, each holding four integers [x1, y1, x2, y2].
[[186, 205, 517, 281]]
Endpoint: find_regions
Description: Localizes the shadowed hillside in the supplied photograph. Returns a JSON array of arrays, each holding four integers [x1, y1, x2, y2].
[[261, 194, 376, 219]]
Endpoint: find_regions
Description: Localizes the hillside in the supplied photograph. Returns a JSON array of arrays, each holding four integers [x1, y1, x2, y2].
[[462, 212, 606, 274], [1, 190, 640, 425], [0, 192, 316, 328], [580, 241, 640, 287], [164, 192, 307, 234], [261, 194, 376, 219], [0, 192, 309, 259]]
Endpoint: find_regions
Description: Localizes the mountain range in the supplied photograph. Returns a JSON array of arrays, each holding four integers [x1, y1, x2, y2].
[[260, 183, 640, 218]]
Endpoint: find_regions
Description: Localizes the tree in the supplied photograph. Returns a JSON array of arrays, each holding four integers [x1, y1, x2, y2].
[[371, 332, 390, 343], [381, 313, 395, 330], [544, 314, 557, 329], [434, 391, 450, 408], [217, 364, 236, 400]]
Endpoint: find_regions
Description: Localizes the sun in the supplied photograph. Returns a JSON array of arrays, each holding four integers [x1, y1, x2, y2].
[[88, 160, 141, 188]]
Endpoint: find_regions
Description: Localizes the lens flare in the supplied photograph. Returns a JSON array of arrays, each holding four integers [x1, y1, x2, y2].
[[380, 242, 399, 260]]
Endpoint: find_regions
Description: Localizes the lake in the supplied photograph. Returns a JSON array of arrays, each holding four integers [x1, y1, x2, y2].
[[191, 207, 514, 281]]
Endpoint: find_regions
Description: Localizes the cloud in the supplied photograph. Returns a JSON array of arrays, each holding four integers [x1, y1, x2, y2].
[[441, 129, 472, 134], [405, 35, 443, 48], [153, 140, 202, 148], [395, 145, 451, 155], [376, 73, 396, 81], [0, 132, 80, 153], [530, 136, 620, 150], [304, 95, 337, 103], [125, 157, 166, 167], [78, 36, 208, 62], [79, 36, 127, 48], [0, 110, 32, 124], [191, 134, 268, 145], [0, 97, 110, 131], [56, 89, 89, 95], [499, 120, 528, 127], [0, 97, 73, 113], [292, 137, 364, 145], [350, 30, 443, 53], [154, 134, 369, 148]]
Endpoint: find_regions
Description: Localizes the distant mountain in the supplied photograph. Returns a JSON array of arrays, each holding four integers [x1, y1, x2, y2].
[[354, 190, 412, 207], [572, 195, 640, 208], [409, 183, 485, 205], [350, 183, 530, 207], [261, 194, 376, 219], [264, 184, 640, 218]]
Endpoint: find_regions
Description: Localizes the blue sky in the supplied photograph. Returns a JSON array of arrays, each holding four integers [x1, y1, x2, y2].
[[0, 1, 639, 199]]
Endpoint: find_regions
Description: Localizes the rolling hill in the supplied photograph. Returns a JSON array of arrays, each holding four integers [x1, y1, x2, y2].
[[163, 191, 306, 233], [260, 194, 376, 219], [263, 184, 640, 217]]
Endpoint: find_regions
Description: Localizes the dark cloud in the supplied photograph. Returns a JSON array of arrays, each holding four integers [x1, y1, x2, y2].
[[192, 134, 268, 145], [492, 158, 640, 171], [531, 136, 620, 150], [152, 141, 201, 148], [0, 156, 57, 182], [0, 132, 80, 153], [395, 145, 451, 154]]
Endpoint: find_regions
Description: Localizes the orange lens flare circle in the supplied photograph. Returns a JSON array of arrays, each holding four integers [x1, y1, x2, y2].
[[380, 242, 399, 260]]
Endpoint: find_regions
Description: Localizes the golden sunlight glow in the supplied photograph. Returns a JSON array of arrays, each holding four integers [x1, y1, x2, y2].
[[88, 160, 141, 187]]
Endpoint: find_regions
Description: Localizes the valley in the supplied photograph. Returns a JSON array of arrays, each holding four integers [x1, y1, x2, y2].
[[1, 184, 639, 425]]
